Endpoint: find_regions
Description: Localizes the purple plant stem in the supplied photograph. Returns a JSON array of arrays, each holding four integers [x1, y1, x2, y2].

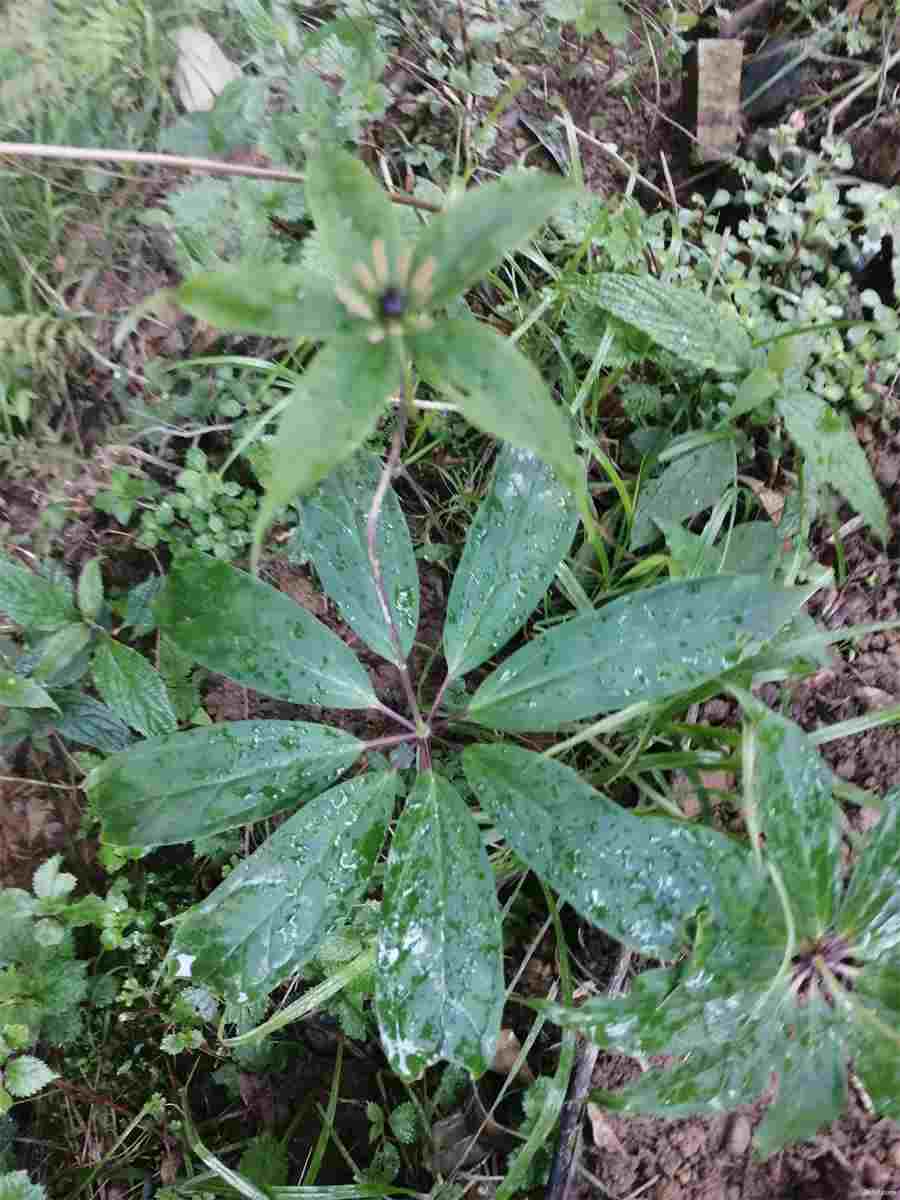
[[366, 393, 425, 735]]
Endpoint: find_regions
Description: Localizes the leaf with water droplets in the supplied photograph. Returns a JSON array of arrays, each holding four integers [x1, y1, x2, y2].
[[463, 745, 749, 958], [89, 720, 363, 845], [171, 770, 395, 1003], [467, 575, 805, 732], [376, 771, 503, 1080], [155, 552, 376, 709], [777, 389, 888, 544], [738, 692, 841, 938], [295, 449, 419, 664], [594, 273, 753, 374], [443, 444, 577, 680]]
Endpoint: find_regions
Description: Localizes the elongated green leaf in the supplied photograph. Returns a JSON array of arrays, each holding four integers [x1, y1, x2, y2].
[[155, 552, 376, 709], [296, 450, 419, 664], [838, 794, 900, 958], [463, 745, 749, 957], [31, 622, 93, 683], [49, 690, 133, 752], [0, 674, 58, 711], [777, 390, 889, 544], [443, 445, 577, 679], [847, 1013, 900, 1120], [304, 146, 399, 280], [175, 264, 348, 340], [741, 697, 841, 938], [77, 558, 104, 622], [263, 336, 403, 514], [594, 274, 752, 374], [92, 638, 177, 738], [410, 320, 582, 496], [753, 1006, 847, 1158], [0, 556, 76, 632], [376, 772, 503, 1080], [409, 171, 575, 308], [631, 440, 735, 550], [89, 720, 362, 845], [171, 770, 395, 1002], [467, 575, 804, 732]]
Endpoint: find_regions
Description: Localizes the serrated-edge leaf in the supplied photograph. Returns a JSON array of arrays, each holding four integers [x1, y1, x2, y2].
[[171, 770, 394, 1002], [304, 146, 398, 279], [32, 855, 77, 900], [174, 263, 349, 339], [463, 745, 750, 958], [741, 696, 841, 937], [92, 638, 177, 738], [595, 273, 752, 374], [777, 389, 889, 544], [297, 449, 419, 664], [376, 772, 503, 1080], [50, 690, 133, 752], [3, 1055, 57, 1098], [443, 444, 577, 679], [467, 575, 804, 732], [410, 170, 575, 307], [631, 439, 736, 550], [0, 556, 76, 633], [154, 551, 376, 709], [264, 335, 403, 512], [90, 720, 362, 845], [31, 622, 93, 684], [410, 319, 582, 497]]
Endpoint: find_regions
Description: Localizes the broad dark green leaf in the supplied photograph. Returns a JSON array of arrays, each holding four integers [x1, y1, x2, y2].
[[0, 673, 58, 711], [777, 390, 889, 544], [261, 336, 404, 517], [753, 1005, 847, 1158], [467, 575, 804, 732], [89, 720, 362, 845], [631, 440, 735, 550], [174, 264, 348, 339], [170, 770, 395, 1002], [92, 638, 177, 738], [742, 697, 841, 938], [155, 552, 376, 709], [839, 794, 900, 958], [0, 555, 76, 632], [462, 745, 749, 958], [729, 365, 780, 420], [296, 450, 419, 664], [443, 445, 577, 679], [594, 274, 753, 375], [409, 171, 575, 308], [410, 320, 582, 496], [304, 145, 399, 280], [376, 772, 503, 1080]]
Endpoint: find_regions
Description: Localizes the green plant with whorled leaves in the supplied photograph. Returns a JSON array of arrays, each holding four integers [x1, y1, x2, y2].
[[170, 143, 589, 563], [87, 432, 838, 1141]]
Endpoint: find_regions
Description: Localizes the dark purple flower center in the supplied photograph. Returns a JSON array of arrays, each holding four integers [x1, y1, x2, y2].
[[380, 287, 407, 319]]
